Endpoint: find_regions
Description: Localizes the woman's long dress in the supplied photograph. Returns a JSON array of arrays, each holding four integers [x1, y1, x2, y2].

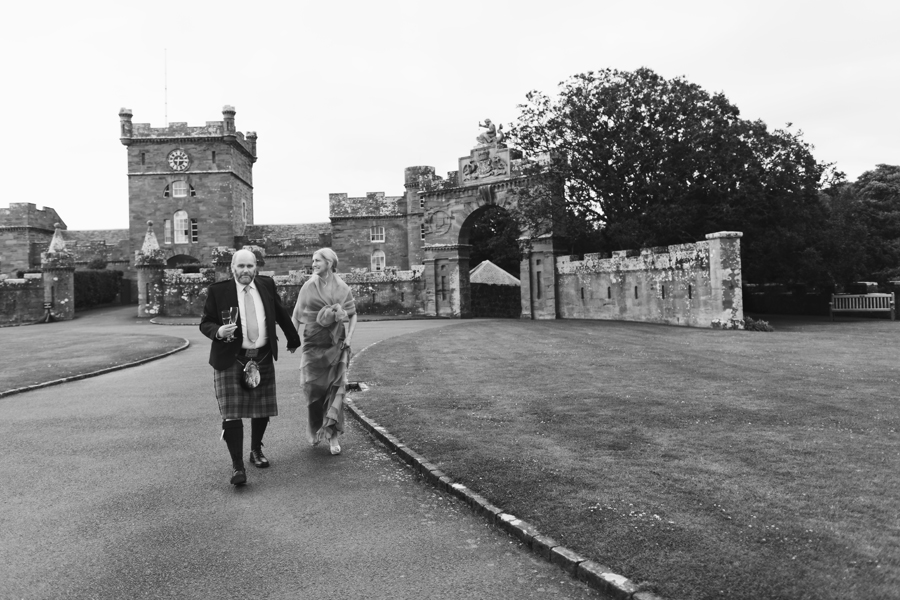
[[293, 274, 356, 443]]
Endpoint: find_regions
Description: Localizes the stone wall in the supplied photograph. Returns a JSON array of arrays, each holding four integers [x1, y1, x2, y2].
[[329, 192, 404, 217], [146, 268, 425, 318], [241, 223, 331, 275], [0, 274, 44, 326], [162, 269, 215, 317], [243, 223, 332, 253], [341, 269, 426, 316], [555, 232, 743, 328], [330, 216, 410, 272]]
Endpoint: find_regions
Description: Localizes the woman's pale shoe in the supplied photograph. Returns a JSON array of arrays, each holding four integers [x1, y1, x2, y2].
[[329, 436, 341, 455]]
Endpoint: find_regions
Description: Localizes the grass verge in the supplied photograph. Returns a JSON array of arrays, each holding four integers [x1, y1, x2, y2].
[[349, 318, 899, 600], [3, 332, 187, 393]]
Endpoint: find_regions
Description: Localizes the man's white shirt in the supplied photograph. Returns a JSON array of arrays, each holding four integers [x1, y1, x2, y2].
[[236, 279, 268, 350]]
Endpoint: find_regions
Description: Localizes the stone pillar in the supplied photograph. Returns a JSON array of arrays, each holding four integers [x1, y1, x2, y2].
[[136, 265, 165, 317], [520, 235, 560, 320], [215, 260, 233, 282], [454, 245, 472, 318], [40, 224, 76, 321], [423, 253, 437, 316], [422, 243, 471, 318], [42, 267, 75, 321], [705, 231, 743, 326], [212, 248, 235, 282], [134, 220, 167, 317], [405, 166, 434, 269]]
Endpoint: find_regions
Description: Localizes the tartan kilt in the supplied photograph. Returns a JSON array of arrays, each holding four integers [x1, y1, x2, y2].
[[214, 355, 278, 419]]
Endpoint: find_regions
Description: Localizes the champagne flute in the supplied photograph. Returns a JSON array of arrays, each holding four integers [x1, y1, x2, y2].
[[220, 307, 238, 342]]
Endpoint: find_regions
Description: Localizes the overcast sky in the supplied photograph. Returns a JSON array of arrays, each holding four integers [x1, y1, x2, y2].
[[2, 0, 896, 231]]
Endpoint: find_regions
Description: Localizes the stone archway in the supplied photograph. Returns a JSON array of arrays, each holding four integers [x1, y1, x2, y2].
[[166, 253, 201, 273], [420, 178, 561, 319]]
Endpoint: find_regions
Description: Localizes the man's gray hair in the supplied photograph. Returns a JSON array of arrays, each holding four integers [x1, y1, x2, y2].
[[231, 248, 258, 267]]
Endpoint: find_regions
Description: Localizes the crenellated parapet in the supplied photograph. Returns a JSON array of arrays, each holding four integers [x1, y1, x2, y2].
[[119, 105, 256, 160], [555, 231, 743, 328], [329, 192, 405, 218]]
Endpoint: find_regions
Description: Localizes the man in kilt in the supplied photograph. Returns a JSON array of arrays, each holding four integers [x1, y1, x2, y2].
[[200, 249, 301, 485]]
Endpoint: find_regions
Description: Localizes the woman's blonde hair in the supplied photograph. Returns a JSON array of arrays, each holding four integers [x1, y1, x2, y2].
[[314, 248, 339, 272]]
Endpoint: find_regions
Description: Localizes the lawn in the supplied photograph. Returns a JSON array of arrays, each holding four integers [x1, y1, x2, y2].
[[349, 317, 899, 600], [2, 331, 187, 393]]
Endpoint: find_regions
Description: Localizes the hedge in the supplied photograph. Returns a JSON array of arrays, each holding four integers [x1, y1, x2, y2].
[[74, 270, 124, 309], [470, 283, 521, 318]]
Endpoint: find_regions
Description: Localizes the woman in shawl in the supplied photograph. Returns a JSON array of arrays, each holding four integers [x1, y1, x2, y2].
[[292, 248, 357, 455]]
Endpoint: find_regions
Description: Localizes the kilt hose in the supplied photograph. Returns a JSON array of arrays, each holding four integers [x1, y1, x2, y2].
[[214, 353, 278, 419]]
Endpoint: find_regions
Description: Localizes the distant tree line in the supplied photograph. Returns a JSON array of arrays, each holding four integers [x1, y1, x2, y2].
[[501, 67, 899, 289]]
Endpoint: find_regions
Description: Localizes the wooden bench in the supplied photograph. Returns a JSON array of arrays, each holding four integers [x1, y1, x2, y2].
[[830, 292, 896, 321]]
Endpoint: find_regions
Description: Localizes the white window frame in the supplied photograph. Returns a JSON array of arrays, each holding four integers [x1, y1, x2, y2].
[[174, 210, 189, 244], [164, 219, 172, 244], [420, 223, 426, 241], [371, 250, 385, 272], [190, 218, 199, 243], [171, 181, 188, 198], [370, 225, 385, 243]]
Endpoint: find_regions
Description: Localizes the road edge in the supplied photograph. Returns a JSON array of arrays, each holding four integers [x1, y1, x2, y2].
[[0, 338, 191, 399], [345, 340, 665, 600]]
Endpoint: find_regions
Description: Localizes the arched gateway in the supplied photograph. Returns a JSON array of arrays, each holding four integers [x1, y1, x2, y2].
[[413, 142, 559, 319]]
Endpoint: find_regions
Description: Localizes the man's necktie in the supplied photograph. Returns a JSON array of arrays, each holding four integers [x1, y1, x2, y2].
[[244, 287, 259, 343]]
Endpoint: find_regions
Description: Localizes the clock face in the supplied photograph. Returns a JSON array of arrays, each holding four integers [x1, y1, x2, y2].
[[167, 149, 190, 171]]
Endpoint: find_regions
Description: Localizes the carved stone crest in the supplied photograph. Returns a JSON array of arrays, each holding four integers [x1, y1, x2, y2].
[[460, 146, 511, 184]]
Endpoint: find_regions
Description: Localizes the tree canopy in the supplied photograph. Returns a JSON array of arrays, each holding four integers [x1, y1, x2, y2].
[[466, 206, 522, 278], [507, 67, 842, 284], [820, 164, 900, 284]]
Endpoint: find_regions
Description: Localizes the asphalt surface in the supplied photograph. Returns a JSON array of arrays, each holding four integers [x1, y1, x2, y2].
[[2, 307, 601, 600]]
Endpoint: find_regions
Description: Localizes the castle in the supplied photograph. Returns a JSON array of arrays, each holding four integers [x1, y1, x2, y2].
[[0, 106, 744, 327]]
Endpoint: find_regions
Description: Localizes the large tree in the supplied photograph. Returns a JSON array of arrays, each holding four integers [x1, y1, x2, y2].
[[466, 206, 522, 278], [822, 164, 900, 283], [506, 68, 841, 284]]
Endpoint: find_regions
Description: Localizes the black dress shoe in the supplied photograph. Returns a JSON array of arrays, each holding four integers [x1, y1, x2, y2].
[[230, 467, 247, 486], [249, 448, 270, 468]]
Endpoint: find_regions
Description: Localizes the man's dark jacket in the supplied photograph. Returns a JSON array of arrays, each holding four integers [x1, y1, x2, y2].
[[199, 275, 301, 370]]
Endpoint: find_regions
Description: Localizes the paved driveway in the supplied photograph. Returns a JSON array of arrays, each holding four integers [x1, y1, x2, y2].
[[1, 308, 601, 599]]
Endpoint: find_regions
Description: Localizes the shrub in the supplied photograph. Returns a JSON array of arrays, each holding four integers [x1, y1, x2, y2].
[[744, 316, 775, 332], [86, 257, 108, 270], [74, 270, 124, 309]]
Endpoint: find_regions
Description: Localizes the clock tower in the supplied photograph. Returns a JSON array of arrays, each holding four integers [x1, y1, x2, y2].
[[119, 106, 258, 267]]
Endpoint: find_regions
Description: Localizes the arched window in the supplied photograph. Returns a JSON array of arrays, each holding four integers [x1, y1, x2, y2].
[[164, 181, 195, 198], [371, 250, 385, 272], [172, 181, 188, 198], [174, 210, 189, 244]]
